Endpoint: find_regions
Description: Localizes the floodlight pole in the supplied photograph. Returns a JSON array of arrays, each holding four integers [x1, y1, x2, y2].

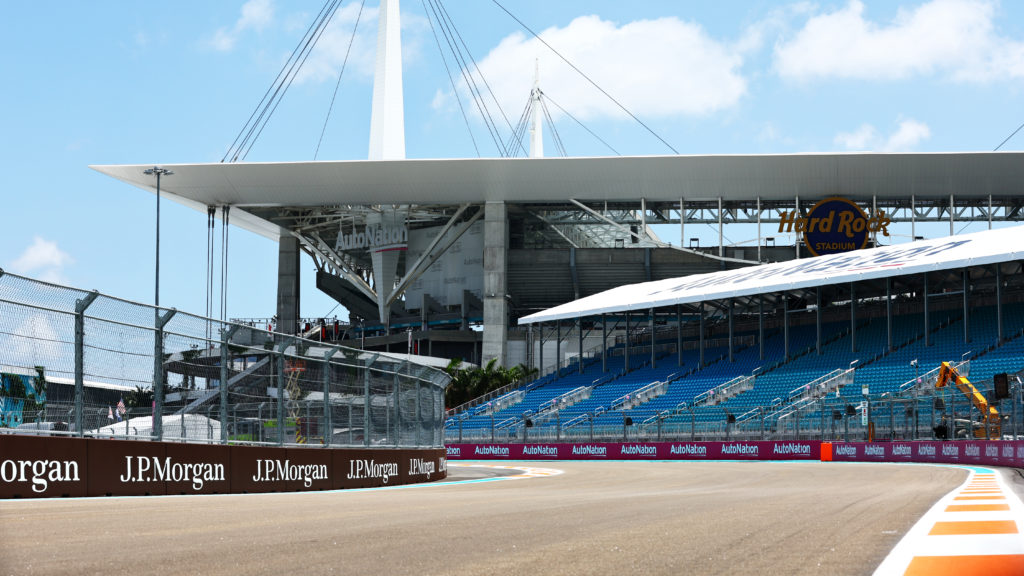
[[144, 167, 173, 314]]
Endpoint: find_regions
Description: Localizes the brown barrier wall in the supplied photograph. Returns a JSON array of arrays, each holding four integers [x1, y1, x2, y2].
[[0, 435, 447, 499]]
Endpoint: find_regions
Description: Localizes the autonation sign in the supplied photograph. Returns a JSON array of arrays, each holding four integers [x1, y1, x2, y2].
[[778, 197, 891, 257]]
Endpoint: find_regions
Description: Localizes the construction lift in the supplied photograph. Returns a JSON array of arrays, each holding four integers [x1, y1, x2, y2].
[[935, 361, 1001, 440]]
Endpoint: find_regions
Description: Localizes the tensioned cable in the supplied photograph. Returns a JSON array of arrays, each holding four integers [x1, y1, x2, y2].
[[543, 92, 620, 156], [505, 93, 534, 156], [434, 0, 527, 157], [541, 98, 568, 157], [206, 206, 215, 341], [490, 0, 678, 154], [421, 0, 480, 156], [315, 0, 367, 160], [994, 121, 1024, 151], [224, 0, 343, 162], [221, 1, 336, 162], [221, 206, 230, 323], [240, 3, 344, 161], [424, 0, 505, 155]]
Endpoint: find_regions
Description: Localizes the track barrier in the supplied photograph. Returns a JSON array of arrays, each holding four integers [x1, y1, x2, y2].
[[445, 440, 1024, 468]]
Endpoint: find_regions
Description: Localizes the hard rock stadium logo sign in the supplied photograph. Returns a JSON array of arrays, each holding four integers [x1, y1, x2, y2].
[[777, 197, 891, 257]]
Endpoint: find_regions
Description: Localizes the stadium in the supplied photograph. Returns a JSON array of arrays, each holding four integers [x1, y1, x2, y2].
[[4, 1, 1024, 574]]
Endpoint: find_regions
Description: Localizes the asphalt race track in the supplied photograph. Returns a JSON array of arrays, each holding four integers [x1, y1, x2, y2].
[[0, 461, 969, 575]]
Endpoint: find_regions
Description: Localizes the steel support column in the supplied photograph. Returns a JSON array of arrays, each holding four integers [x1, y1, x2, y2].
[[886, 278, 893, 352], [850, 283, 857, 354], [963, 268, 970, 343], [784, 293, 790, 359], [677, 305, 683, 367], [997, 264, 1004, 343], [816, 287, 822, 356], [728, 299, 734, 362], [758, 294, 764, 361], [73, 291, 99, 437], [699, 302, 705, 367], [924, 274, 931, 347], [650, 308, 656, 369], [220, 324, 239, 444]]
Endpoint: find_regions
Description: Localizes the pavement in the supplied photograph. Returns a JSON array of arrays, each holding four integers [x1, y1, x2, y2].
[[0, 461, 965, 575]]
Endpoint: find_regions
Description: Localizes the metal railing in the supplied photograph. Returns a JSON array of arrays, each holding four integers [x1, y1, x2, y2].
[[446, 372, 1024, 444], [611, 380, 670, 411], [0, 269, 449, 448]]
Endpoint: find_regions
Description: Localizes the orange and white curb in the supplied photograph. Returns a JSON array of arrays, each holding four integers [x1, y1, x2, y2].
[[874, 467, 1024, 575], [449, 463, 563, 479]]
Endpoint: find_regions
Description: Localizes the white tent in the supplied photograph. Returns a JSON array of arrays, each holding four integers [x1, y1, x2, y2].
[[92, 414, 222, 442], [520, 225, 1024, 324]]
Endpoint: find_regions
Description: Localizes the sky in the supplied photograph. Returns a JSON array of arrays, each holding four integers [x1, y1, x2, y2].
[[2, 0, 1024, 324]]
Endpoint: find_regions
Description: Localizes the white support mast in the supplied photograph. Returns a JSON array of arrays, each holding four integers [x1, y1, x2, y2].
[[529, 59, 543, 159], [369, 0, 405, 161]]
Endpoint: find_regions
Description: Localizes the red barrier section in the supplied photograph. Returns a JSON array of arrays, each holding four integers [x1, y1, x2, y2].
[[0, 434, 447, 498]]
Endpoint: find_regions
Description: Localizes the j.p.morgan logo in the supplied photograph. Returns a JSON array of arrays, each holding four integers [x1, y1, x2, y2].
[[408, 458, 436, 479], [779, 197, 891, 257], [347, 459, 399, 484], [252, 459, 328, 488], [1, 459, 80, 493], [120, 456, 225, 491]]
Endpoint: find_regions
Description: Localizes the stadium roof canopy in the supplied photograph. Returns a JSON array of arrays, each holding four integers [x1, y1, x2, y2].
[[518, 224, 1024, 324], [91, 151, 1024, 240]]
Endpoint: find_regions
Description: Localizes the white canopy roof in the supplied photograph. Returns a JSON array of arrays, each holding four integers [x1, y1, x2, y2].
[[90, 152, 1024, 241], [519, 225, 1024, 324]]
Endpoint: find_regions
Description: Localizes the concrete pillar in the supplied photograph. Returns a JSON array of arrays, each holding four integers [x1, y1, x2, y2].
[[276, 235, 301, 334], [483, 201, 508, 365]]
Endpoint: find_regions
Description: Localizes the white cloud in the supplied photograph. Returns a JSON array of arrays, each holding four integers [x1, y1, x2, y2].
[[9, 237, 73, 284], [775, 0, 1024, 82], [834, 124, 878, 149], [834, 118, 931, 151], [208, 0, 275, 52], [448, 15, 753, 124], [294, 6, 427, 85], [294, 4, 379, 84]]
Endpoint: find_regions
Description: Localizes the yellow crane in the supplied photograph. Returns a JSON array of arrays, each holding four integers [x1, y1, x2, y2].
[[935, 361, 1000, 440]]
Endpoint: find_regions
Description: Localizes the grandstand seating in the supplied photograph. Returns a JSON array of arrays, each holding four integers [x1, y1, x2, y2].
[[446, 302, 1024, 441]]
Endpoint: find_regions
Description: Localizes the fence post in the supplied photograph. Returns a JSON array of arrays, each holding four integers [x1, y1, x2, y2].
[[73, 291, 99, 437], [219, 324, 238, 444], [393, 369, 401, 447], [323, 347, 340, 447], [364, 363, 372, 448], [153, 308, 177, 442], [276, 339, 290, 446]]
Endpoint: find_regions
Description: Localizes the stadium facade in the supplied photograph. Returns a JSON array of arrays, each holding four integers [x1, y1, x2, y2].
[[91, 0, 1024, 376]]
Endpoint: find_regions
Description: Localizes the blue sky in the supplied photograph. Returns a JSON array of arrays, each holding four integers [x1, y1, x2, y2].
[[3, 0, 1024, 323]]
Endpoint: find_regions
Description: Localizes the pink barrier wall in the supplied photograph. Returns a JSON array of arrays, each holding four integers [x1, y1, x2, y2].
[[446, 441, 1024, 469], [828, 440, 1024, 468], [445, 441, 820, 461]]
